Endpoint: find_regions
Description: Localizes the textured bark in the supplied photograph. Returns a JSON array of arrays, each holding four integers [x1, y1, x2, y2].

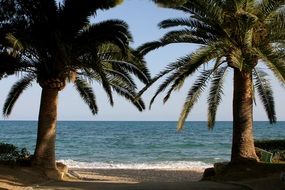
[[33, 87, 59, 169], [231, 69, 259, 163]]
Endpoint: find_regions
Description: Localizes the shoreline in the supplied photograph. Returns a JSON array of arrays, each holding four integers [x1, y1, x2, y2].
[[0, 165, 284, 190], [69, 168, 204, 183]]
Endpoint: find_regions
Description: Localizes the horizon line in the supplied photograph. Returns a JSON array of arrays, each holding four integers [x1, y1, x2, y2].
[[1, 120, 284, 122]]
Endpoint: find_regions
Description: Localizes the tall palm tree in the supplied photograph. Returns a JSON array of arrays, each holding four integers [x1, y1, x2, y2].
[[138, 0, 285, 163], [1, 0, 150, 176]]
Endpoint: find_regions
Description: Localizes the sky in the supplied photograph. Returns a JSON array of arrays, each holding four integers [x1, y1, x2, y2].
[[0, 0, 285, 121]]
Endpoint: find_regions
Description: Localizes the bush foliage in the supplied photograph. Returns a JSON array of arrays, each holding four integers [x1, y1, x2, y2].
[[255, 140, 285, 163], [255, 140, 285, 151], [0, 142, 31, 165]]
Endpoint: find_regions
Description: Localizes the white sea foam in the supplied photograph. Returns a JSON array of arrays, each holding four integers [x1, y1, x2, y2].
[[58, 159, 213, 172]]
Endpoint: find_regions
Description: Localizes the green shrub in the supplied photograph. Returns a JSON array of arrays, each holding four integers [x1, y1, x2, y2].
[[255, 140, 285, 163], [0, 143, 31, 166], [255, 140, 285, 151]]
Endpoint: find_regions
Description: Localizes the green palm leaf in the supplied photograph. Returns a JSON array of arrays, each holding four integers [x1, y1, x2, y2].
[[74, 77, 98, 115], [253, 68, 276, 123], [207, 66, 227, 129], [93, 60, 114, 106], [3, 75, 35, 116], [112, 85, 145, 112], [136, 60, 187, 99], [254, 46, 285, 85], [177, 69, 214, 130]]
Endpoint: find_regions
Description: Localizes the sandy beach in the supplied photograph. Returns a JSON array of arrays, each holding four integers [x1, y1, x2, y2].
[[0, 165, 284, 190]]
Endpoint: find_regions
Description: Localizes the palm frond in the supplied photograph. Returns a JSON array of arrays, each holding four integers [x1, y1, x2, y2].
[[177, 69, 213, 130], [253, 68, 276, 123], [74, 77, 98, 115], [254, 46, 285, 85], [207, 66, 227, 129], [3, 75, 35, 117], [76, 20, 132, 54], [149, 44, 225, 109], [181, 0, 224, 26], [136, 60, 187, 99], [110, 82, 145, 111], [137, 41, 164, 56], [87, 43, 150, 85], [102, 66, 136, 88], [137, 29, 207, 56], [93, 60, 114, 106], [159, 18, 206, 29]]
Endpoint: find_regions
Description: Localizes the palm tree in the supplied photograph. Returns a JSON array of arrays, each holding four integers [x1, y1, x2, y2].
[[1, 0, 150, 176], [138, 0, 285, 163]]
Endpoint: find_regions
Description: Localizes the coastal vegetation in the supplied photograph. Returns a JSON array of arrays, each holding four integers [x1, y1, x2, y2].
[[139, 0, 285, 164], [0, 0, 150, 178], [0, 143, 30, 166]]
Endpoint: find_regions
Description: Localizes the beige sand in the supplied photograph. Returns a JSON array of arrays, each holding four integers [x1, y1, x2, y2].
[[0, 165, 284, 190]]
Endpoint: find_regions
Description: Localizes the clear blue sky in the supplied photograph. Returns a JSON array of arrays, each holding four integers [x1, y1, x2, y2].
[[0, 0, 284, 121]]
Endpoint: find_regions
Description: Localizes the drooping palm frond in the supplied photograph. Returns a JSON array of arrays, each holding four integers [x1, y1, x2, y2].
[[101, 65, 136, 88], [136, 59, 187, 99], [181, 0, 224, 25], [74, 77, 98, 115], [159, 17, 221, 38], [105, 60, 150, 85], [159, 18, 207, 29], [108, 78, 146, 111], [92, 59, 114, 106], [84, 69, 145, 111], [177, 69, 214, 130], [253, 68, 276, 123], [207, 66, 227, 129], [137, 29, 207, 56], [149, 44, 225, 108], [255, 46, 285, 85], [76, 20, 132, 54], [3, 74, 35, 116], [98, 45, 151, 84]]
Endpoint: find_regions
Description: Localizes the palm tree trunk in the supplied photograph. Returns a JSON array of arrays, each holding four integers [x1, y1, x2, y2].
[[231, 69, 258, 163], [33, 87, 58, 169]]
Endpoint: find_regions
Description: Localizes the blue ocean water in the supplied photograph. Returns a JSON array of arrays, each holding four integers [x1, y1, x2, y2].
[[0, 121, 284, 170]]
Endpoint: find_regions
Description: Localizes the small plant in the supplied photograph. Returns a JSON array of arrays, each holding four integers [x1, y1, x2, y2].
[[255, 140, 285, 152], [0, 143, 31, 166], [255, 140, 285, 163]]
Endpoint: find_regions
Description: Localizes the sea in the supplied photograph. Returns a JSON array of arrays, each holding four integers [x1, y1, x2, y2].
[[0, 121, 284, 171]]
